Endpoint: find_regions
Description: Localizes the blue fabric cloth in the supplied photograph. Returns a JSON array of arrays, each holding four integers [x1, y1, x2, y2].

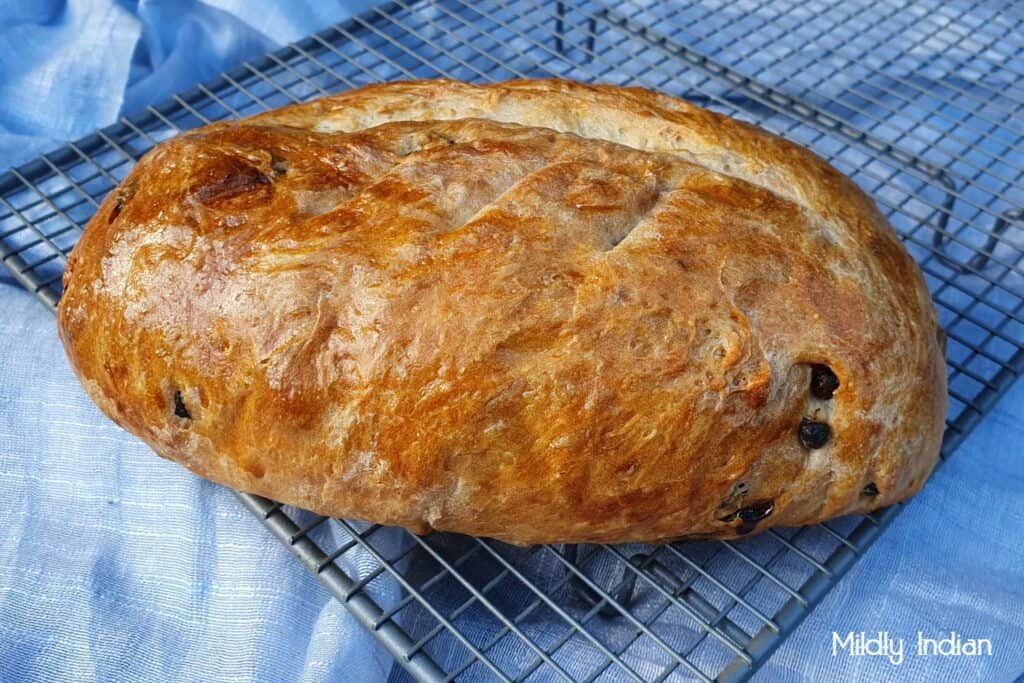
[[0, 1, 1022, 682], [0, 0, 379, 170]]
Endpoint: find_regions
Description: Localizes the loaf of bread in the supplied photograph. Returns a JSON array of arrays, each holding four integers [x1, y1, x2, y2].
[[57, 79, 946, 545]]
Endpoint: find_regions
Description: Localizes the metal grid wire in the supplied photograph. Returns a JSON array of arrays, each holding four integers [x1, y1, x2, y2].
[[2, 1, 1022, 680]]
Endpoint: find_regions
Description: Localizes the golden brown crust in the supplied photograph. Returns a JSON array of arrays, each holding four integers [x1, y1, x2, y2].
[[57, 79, 946, 545]]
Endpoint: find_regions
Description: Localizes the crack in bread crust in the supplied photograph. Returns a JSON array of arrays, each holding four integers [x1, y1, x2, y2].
[[57, 79, 946, 545]]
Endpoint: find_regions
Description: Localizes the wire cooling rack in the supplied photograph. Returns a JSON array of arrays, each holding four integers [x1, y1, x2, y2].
[[2, 1, 1022, 680]]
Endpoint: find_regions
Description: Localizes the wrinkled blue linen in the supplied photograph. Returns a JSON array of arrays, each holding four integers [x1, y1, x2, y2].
[[0, 1, 1023, 682], [0, 0, 379, 171]]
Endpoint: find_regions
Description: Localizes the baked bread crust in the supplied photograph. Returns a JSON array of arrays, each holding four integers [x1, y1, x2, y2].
[[58, 79, 946, 545]]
